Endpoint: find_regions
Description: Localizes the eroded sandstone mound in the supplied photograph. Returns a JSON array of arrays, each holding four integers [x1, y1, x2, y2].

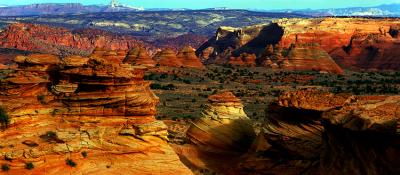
[[0, 54, 192, 174], [155, 48, 183, 67], [0, 23, 149, 56], [176, 46, 205, 69], [186, 92, 256, 153], [123, 47, 156, 67]]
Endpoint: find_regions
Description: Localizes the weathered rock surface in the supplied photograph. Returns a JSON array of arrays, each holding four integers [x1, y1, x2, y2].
[[123, 47, 156, 68], [0, 23, 149, 56], [155, 48, 183, 67], [176, 46, 205, 69], [320, 96, 400, 175], [0, 54, 193, 174], [197, 18, 400, 71], [186, 92, 256, 153], [236, 90, 400, 175], [276, 18, 400, 71], [196, 23, 343, 73]]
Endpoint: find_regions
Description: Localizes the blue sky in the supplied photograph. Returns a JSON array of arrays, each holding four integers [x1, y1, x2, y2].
[[2, 0, 400, 10]]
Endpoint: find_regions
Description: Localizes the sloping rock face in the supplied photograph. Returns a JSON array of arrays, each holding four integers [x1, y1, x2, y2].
[[236, 90, 400, 175], [0, 54, 193, 174], [276, 18, 400, 71], [186, 92, 256, 153], [282, 43, 344, 74], [123, 47, 156, 68], [0, 23, 149, 56], [176, 46, 205, 69], [155, 48, 183, 67]]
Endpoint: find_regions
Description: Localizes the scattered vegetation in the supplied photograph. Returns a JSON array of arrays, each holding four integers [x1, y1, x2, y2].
[[66, 159, 77, 167], [81, 151, 88, 158], [25, 162, 34, 170], [0, 107, 10, 129], [37, 95, 46, 104], [1, 164, 9, 172]]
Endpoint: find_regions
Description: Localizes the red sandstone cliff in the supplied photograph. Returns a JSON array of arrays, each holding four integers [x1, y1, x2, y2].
[[0, 23, 150, 56]]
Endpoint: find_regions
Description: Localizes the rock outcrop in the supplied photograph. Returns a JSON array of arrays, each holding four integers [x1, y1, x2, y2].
[[235, 90, 400, 174], [186, 92, 256, 153], [155, 48, 183, 68], [197, 18, 400, 71], [321, 96, 400, 175], [196, 23, 343, 73], [123, 47, 157, 68], [0, 23, 150, 56], [280, 43, 344, 74], [176, 46, 205, 69], [0, 54, 192, 174], [276, 18, 400, 71]]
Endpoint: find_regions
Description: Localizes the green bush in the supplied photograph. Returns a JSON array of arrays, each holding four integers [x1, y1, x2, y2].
[[25, 162, 34, 170], [37, 95, 46, 104], [66, 159, 77, 167], [1, 164, 9, 172], [0, 107, 10, 129], [81, 151, 88, 158]]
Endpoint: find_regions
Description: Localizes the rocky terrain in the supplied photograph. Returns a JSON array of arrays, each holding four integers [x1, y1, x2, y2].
[[197, 17, 400, 71], [0, 10, 306, 37], [0, 53, 193, 174], [0, 23, 151, 56]]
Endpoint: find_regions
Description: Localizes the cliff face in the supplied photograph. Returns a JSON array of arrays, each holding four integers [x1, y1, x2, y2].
[[0, 23, 149, 56], [0, 54, 192, 174], [277, 18, 400, 71], [197, 18, 400, 71]]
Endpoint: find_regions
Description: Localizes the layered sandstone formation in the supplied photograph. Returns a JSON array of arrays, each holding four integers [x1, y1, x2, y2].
[[0, 54, 192, 174], [176, 46, 205, 69], [282, 43, 344, 74], [276, 18, 400, 70], [186, 92, 256, 153], [197, 18, 400, 71], [196, 23, 343, 73], [321, 96, 400, 175], [123, 47, 156, 67], [234, 90, 400, 174], [0, 23, 149, 56], [155, 48, 183, 67]]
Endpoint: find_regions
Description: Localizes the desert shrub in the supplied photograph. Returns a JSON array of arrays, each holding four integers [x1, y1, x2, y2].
[[37, 95, 46, 104], [150, 83, 176, 90], [1, 164, 9, 172], [0, 107, 10, 129], [183, 79, 191, 84], [81, 151, 88, 158], [25, 162, 34, 170], [66, 159, 77, 167]]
